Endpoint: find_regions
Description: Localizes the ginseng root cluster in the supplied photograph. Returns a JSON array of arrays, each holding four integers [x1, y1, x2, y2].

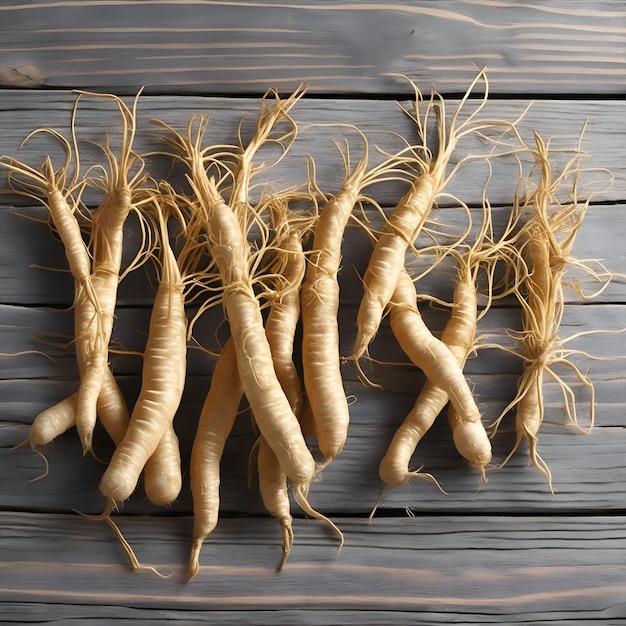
[[2, 72, 615, 577]]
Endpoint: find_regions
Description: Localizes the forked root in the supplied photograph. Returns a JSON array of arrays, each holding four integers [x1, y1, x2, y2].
[[292, 482, 344, 554], [11, 437, 51, 482], [493, 423, 554, 495], [105, 516, 172, 579], [75, 498, 171, 577], [349, 353, 384, 391], [73, 497, 117, 522]]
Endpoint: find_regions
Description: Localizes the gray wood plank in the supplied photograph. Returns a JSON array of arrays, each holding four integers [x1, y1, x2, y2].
[[1, 92, 623, 209], [2, 199, 625, 306], [1, 511, 626, 623], [2, 301, 624, 380], [1, 296, 624, 516], [0, 1, 623, 96], [1, 3, 625, 623], [4, 414, 626, 516]]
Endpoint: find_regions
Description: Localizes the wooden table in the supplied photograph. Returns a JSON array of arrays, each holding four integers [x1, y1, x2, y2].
[[1, 2, 625, 623]]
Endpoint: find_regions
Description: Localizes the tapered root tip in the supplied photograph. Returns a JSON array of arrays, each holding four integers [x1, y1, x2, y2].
[[318, 439, 347, 468], [79, 430, 94, 457], [277, 517, 295, 571], [368, 485, 386, 521], [528, 438, 554, 495], [187, 540, 202, 581]]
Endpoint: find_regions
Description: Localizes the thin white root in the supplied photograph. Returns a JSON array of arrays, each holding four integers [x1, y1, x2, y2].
[[104, 517, 172, 578], [75, 499, 171, 577], [293, 482, 344, 554]]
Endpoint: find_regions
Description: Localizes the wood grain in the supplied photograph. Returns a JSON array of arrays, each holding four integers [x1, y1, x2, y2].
[[0, 1, 624, 96], [1, 92, 623, 209], [2, 512, 626, 624], [1, 2, 625, 622], [2, 201, 625, 305], [2, 300, 624, 516]]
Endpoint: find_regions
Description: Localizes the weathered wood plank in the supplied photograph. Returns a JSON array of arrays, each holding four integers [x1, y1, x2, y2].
[[3, 398, 626, 515], [2, 295, 624, 516], [3, 200, 624, 306], [1, 96, 624, 531], [3, 414, 626, 516], [2, 301, 624, 382], [1, 511, 626, 624], [1, 92, 623, 209], [0, 1, 624, 96], [1, 2, 625, 623]]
